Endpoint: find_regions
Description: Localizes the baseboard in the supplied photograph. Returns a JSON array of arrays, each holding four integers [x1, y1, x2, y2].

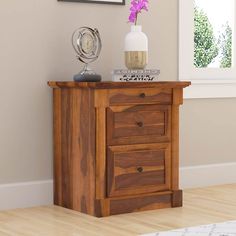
[[0, 180, 53, 210], [180, 162, 236, 189], [1, 162, 236, 211]]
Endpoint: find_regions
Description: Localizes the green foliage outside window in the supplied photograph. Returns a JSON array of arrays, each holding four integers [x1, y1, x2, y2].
[[194, 5, 233, 69], [194, 7, 219, 68], [220, 23, 232, 68]]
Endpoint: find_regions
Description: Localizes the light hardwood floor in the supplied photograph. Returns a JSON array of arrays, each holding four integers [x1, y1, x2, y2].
[[1, 184, 236, 236]]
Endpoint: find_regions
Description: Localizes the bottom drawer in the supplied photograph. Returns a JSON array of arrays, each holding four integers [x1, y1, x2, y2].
[[107, 143, 171, 197]]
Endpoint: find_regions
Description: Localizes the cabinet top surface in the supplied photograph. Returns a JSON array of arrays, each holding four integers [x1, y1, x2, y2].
[[48, 81, 191, 89]]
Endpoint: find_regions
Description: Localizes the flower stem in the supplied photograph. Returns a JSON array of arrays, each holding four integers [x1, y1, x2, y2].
[[135, 12, 138, 25]]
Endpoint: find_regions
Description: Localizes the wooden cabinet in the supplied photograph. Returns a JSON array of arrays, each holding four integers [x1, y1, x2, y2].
[[48, 81, 190, 217]]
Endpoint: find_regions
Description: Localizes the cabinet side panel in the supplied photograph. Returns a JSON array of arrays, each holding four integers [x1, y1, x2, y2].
[[171, 88, 183, 190], [54, 88, 96, 215], [94, 89, 109, 200], [53, 89, 63, 205]]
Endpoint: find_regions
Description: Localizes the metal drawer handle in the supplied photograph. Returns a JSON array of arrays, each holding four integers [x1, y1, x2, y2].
[[136, 121, 143, 127], [137, 167, 143, 173], [139, 93, 146, 98]]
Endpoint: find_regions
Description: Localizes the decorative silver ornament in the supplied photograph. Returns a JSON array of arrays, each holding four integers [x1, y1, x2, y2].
[[72, 27, 102, 82]]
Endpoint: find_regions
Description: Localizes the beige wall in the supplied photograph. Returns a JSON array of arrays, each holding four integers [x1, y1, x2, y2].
[[180, 99, 236, 167], [0, 0, 235, 184]]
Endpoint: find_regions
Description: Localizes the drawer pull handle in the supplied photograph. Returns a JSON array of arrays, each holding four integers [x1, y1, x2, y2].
[[139, 93, 146, 98], [137, 167, 143, 173], [136, 121, 143, 127]]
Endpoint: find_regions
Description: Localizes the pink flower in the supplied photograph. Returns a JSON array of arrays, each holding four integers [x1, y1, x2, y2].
[[128, 0, 149, 24]]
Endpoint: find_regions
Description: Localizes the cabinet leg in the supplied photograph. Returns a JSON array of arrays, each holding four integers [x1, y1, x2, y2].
[[172, 190, 183, 207]]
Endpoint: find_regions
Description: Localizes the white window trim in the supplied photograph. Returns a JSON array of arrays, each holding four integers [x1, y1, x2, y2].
[[179, 0, 236, 99]]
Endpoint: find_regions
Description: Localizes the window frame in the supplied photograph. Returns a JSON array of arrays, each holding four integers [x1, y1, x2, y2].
[[179, 0, 236, 99]]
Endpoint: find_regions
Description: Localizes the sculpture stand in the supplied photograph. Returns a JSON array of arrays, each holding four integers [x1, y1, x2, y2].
[[73, 64, 101, 82]]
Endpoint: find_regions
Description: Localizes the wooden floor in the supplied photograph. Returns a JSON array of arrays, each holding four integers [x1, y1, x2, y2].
[[1, 184, 236, 236]]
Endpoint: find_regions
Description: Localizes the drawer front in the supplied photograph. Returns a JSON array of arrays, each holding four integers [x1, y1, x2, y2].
[[109, 88, 172, 106], [107, 105, 171, 145], [107, 143, 171, 197]]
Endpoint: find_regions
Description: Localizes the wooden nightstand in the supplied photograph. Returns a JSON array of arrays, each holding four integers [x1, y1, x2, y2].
[[48, 81, 190, 217]]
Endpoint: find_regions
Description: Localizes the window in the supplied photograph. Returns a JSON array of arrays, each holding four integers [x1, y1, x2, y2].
[[179, 0, 236, 98], [194, 0, 234, 69]]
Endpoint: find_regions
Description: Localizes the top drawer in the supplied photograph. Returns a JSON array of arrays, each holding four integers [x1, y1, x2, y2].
[[109, 88, 172, 106]]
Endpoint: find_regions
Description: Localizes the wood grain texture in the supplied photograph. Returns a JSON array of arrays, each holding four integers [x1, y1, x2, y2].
[[53, 88, 96, 215], [109, 192, 172, 215], [48, 81, 190, 217], [109, 88, 172, 105], [107, 143, 171, 198], [95, 107, 106, 199], [115, 171, 165, 189], [48, 81, 191, 89], [171, 88, 183, 190], [94, 89, 109, 200], [53, 89, 62, 205], [107, 105, 171, 145], [172, 190, 183, 207]]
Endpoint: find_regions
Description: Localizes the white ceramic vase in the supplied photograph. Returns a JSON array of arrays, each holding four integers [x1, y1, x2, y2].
[[124, 25, 148, 70]]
